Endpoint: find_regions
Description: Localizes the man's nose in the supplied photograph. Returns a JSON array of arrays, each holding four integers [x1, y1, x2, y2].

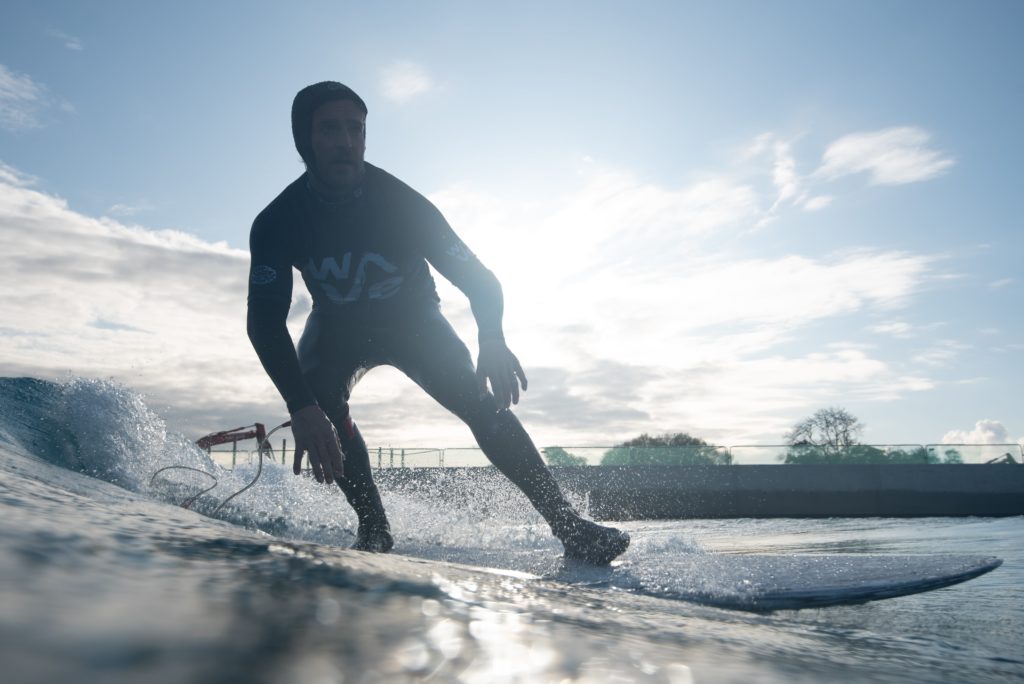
[[337, 127, 357, 149]]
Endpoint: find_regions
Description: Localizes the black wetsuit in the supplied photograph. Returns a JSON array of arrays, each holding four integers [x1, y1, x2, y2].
[[247, 163, 572, 529]]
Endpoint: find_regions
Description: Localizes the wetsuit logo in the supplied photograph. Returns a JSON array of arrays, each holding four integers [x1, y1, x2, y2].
[[445, 240, 472, 262], [305, 252, 404, 304], [250, 265, 278, 285]]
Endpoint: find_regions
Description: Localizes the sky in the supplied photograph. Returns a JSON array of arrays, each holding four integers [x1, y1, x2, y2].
[[1, 1, 1022, 456]]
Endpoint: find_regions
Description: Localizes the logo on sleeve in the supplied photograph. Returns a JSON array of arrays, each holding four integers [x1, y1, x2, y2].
[[445, 240, 472, 262], [250, 265, 278, 285]]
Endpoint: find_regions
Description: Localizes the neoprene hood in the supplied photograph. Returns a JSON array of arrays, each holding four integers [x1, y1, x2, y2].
[[291, 81, 367, 167]]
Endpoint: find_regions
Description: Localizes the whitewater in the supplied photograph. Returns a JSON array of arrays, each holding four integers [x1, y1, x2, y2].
[[1, 376, 1021, 683]]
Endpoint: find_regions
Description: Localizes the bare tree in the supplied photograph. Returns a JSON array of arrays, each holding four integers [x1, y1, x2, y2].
[[785, 407, 864, 456]]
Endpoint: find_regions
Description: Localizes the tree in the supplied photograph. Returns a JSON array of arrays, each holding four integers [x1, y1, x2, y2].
[[941, 448, 964, 464], [883, 447, 935, 464], [784, 407, 864, 462], [601, 433, 728, 466], [542, 446, 588, 466]]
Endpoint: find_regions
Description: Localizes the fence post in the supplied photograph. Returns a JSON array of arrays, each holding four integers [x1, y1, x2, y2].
[[282, 438, 287, 465], [232, 441, 237, 468], [401, 448, 405, 468]]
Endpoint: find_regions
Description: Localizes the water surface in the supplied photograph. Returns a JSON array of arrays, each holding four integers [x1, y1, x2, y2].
[[1, 377, 1020, 683]]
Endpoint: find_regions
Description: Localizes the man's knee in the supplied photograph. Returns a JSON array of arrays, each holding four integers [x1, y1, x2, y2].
[[465, 403, 523, 439]]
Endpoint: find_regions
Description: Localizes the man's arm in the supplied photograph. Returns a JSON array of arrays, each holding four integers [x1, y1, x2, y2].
[[247, 215, 344, 483], [413, 198, 528, 409], [246, 216, 317, 414]]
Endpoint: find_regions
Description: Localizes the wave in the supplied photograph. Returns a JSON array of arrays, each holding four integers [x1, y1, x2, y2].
[[0, 376, 587, 560]]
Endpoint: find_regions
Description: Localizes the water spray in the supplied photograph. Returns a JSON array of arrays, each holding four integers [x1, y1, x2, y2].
[[149, 420, 292, 514]]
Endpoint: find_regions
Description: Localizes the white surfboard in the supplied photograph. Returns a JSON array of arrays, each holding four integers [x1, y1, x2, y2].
[[545, 553, 1002, 611]]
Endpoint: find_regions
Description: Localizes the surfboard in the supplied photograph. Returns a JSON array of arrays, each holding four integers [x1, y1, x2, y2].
[[543, 553, 1003, 611]]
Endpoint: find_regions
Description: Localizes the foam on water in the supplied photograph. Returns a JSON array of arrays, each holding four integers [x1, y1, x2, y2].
[[0, 377, 669, 572], [1, 376, 1021, 683]]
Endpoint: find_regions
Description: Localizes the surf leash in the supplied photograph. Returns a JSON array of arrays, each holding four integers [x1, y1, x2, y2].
[[149, 420, 292, 513]]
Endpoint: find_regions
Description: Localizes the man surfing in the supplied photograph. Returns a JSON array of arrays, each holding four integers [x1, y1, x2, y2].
[[246, 81, 629, 564]]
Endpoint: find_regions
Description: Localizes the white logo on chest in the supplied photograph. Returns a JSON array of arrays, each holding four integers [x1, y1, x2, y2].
[[305, 253, 404, 303]]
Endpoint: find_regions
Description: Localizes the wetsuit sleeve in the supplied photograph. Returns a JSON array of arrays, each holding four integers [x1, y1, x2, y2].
[[246, 213, 318, 414], [414, 197, 506, 344]]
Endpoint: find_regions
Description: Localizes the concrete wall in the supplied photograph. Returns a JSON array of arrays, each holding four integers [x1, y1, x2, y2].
[[375, 464, 1024, 520]]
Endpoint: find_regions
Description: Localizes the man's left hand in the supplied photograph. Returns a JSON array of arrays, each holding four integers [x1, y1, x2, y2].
[[476, 339, 528, 410]]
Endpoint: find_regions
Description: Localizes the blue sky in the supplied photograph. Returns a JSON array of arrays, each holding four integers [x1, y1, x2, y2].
[[1, 1, 1022, 454]]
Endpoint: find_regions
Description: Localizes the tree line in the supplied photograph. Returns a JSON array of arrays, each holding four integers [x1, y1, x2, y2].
[[543, 433, 729, 466], [542, 407, 967, 466]]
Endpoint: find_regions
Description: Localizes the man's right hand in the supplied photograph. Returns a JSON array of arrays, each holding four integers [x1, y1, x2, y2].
[[290, 405, 345, 484]]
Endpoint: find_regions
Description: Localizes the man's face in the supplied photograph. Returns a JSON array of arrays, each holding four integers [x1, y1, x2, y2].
[[310, 99, 366, 190]]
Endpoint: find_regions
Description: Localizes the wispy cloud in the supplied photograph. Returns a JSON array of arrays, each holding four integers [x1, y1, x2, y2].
[[0, 64, 47, 131], [770, 140, 800, 206], [816, 127, 954, 185], [89, 318, 150, 333], [46, 28, 84, 51], [107, 201, 155, 217], [0, 161, 38, 187], [912, 339, 970, 367], [802, 195, 833, 211], [742, 127, 952, 224], [991, 343, 1024, 354], [755, 137, 841, 223], [989, 278, 1013, 289], [868, 321, 913, 338], [379, 60, 434, 104], [744, 127, 953, 224]]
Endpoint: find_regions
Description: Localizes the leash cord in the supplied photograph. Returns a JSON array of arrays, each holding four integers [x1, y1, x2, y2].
[[149, 420, 292, 513]]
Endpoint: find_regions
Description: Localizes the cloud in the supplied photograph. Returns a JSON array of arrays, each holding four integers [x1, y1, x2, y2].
[[770, 140, 800, 206], [743, 126, 951, 224], [379, 60, 434, 104], [0, 133, 945, 447], [912, 339, 970, 367], [816, 127, 954, 185], [989, 278, 1013, 289], [801, 195, 833, 211], [46, 28, 84, 51], [737, 127, 951, 223], [940, 420, 1022, 463], [90, 318, 151, 333], [0, 169, 280, 437], [756, 137, 839, 223], [107, 201, 155, 217], [739, 132, 773, 161], [0, 64, 47, 131], [429, 161, 939, 445], [942, 419, 1010, 445], [0, 161, 38, 187], [868, 321, 913, 338]]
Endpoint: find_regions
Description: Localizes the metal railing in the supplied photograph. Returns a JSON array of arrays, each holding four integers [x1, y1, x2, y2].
[[208, 442, 1024, 470]]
